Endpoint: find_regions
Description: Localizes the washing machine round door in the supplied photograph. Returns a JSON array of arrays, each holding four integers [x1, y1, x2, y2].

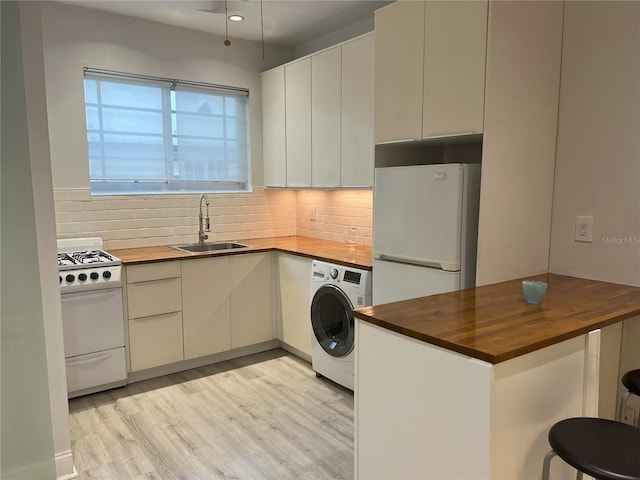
[[311, 284, 354, 358]]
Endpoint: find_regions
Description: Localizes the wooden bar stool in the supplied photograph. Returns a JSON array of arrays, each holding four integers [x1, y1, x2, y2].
[[618, 369, 640, 426], [541, 417, 640, 480]]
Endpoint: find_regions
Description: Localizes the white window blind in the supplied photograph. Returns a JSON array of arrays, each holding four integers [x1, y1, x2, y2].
[[84, 71, 251, 194]]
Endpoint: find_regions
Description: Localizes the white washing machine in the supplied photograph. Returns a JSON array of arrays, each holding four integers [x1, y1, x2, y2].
[[310, 260, 372, 391]]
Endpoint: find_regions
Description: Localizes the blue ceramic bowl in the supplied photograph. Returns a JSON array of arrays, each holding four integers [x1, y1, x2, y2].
[[522, 280, 548, 305]]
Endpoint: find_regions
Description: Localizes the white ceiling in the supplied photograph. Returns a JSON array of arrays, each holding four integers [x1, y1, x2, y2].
[[57, 0, 393, 47]]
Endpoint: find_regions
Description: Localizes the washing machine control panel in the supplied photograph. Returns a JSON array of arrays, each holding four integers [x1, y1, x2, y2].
[[343, 269, 361, 285], [311, 260, 372, 298]]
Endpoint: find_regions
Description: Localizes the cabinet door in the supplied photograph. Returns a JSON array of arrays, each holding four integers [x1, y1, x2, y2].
[[129, 312, 184, 371], [230, 253, 273, 349], [374, 1, 425, 144], [311, 46, 341, 188], [261, 67, 287, 187], [278, 254, 312, 357], [182, 257, 231, 360], [285, 58, 312, 187], [422, 0, 487, 138], [341, 34, 374, 187]]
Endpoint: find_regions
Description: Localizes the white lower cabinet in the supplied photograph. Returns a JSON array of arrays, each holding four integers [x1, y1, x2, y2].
[[277, 253, 312, 357], [129, 312, 184, 371], [230, 253, 274, 349], [182, 256, 231, 360], [182, 253, 274, 358], [126, 261, 184, 372], [123, 252, 301, 373]]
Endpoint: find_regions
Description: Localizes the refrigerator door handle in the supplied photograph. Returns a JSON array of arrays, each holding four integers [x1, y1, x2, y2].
[[374, 252, 461, 272]]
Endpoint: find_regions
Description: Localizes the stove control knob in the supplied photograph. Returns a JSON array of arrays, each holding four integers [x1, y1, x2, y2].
[[103, 270, 112, 279], [330, 268, 339, 280], [78, 273, 87, 281], [90, 272, 99, 280], [65, 274, 75, 283], [59, 276, 62, 284]]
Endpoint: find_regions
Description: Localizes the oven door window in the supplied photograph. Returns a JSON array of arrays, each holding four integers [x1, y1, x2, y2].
[[311, 285, 355, 358]]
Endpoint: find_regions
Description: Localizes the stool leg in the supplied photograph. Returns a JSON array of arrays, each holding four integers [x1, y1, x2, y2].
[[542, 450, 556, 480], [618, 391, 631, 422]]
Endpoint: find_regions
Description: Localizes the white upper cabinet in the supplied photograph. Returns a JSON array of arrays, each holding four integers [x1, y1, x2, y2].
[[285, 58, 312, 187], [342, 34, 375, 188], [261, 33, 374, 189], [374, 0, 488, 144], [261, 66, 286, 188], [422, 0, 487, 139], [374, 0, 426, 144], [312, 46, 342, 188]]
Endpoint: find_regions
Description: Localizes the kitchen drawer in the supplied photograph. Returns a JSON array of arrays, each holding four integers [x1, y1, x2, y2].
[[128, 312, 184, 371], [66, 347, 126, 396], [127, 277, 182, 319], [126, 261, 181, 283]]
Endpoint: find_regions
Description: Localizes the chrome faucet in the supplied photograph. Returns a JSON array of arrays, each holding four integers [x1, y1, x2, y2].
[[198, 194, 210, 245]]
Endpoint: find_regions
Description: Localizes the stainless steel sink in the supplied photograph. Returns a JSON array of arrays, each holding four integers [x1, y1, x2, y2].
[[171, 242, 249, 254]]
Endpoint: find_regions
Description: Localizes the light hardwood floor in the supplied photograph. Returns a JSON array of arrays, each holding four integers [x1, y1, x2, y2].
[[68, 349, 354, 479]]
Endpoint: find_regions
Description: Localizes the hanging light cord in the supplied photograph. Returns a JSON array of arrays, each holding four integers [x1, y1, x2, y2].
[[224, 0, 231, 46], [260, 0, 265, 59]]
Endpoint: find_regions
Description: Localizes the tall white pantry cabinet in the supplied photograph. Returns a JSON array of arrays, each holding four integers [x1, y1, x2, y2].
[[261, 33, 374, 188]]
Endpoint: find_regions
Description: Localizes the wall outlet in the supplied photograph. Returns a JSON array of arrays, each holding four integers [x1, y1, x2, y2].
[[574, 216, 593, 242]]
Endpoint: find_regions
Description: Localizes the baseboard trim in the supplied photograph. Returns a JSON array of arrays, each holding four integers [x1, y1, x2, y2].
[[55, 450, 77, 480], [127, 340, 281, 384], [279, 341, 312, 363]]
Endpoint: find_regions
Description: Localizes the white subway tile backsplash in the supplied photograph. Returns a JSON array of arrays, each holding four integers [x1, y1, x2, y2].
[[56, 202, 84, 212], [69, 189, 91, 201], [54, 187, 371, 248], [58, 222, 86, 233]]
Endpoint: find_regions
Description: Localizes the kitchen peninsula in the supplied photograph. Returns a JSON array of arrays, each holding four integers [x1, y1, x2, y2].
[[354, 274, 640, 479]]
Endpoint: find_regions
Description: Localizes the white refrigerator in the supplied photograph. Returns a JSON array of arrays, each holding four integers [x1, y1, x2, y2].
[[372, 163, 481, 305]]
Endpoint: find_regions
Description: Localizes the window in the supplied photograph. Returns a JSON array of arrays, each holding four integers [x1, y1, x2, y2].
[[84, 69, 251, 194]]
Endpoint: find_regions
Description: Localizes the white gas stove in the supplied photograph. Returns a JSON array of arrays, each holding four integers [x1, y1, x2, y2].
[[57, 237, 126, 398], [57, 237, 122, 293]]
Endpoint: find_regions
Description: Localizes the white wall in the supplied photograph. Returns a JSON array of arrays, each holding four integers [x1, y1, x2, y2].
[[294, 17, 374, 58], [549, 1, 640, 287], [548, 1, 640, 421], [1, 2, 60, 477], [19, 4, 76, 477], [40, 2, 294, 190]]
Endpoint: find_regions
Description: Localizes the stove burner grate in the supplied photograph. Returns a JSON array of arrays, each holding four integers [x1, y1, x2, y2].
[[58, 253, 76, 268], [72, 250, 116, 265]]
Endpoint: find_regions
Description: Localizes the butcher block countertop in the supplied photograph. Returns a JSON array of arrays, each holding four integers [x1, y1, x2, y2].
[[354, 273, 640, 364], [110, 236, 372, 270]]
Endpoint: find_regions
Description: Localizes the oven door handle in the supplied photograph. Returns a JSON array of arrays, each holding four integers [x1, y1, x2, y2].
[[66, 351, 115, 366], [61, 287, 122, 301]]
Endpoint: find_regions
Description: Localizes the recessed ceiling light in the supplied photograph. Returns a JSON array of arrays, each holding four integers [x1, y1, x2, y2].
[[228, 15, 244, 22]]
